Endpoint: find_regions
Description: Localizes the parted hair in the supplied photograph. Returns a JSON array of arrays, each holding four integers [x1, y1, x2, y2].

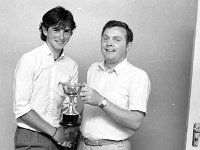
[[39, 6, 76, 41]]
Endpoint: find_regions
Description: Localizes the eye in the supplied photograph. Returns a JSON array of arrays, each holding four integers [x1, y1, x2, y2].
[[114, 38, 121, 42], [64, 29, 71, 34], [102, 36, 109, 42], [53, 28, 59, 32]]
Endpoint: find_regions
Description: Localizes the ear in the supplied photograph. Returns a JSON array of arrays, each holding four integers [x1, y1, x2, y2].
[[42, 27, 48, 36], [126, 42, 132, 52]]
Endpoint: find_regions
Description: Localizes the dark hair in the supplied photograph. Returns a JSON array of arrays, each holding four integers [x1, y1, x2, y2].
[[39, 6, 76, 41], [101, 20, 133, 44]]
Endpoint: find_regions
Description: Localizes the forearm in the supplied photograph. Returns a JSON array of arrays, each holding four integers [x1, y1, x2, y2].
[[102, 100, 144, 131], [80, 86, 145, 131], [19, 110, 56, 137]]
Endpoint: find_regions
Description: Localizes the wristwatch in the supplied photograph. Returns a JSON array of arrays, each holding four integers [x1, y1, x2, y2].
[[99, 97, 108, 109]]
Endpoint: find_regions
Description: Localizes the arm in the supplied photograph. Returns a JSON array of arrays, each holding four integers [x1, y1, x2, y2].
[[18, 110, 65, 143], [80, 72, 150, 131], [101, 100, 145, 131], [80, 87, 144, 131], [19, 110, 66, 142], [13, 55, 66, 143]]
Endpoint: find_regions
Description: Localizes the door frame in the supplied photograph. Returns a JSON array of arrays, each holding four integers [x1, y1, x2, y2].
[[185, 1, 200, 149]]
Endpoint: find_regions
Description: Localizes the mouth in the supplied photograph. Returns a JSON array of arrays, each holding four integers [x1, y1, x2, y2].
[[105, 48, 115, 52], [55, 40, 66, 44]]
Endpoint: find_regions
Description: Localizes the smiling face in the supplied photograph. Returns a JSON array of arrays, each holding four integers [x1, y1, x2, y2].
[[101, 26, 131, 69], [43, 25, 72, 56]]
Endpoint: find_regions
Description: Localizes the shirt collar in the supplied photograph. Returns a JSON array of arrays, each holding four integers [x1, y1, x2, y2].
[[42, 43, 65, 59], [98, 59, 128, 75]]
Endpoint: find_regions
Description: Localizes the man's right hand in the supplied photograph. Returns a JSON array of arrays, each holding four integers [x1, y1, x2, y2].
[[52, 126, 66, 143], [53, 126, 80, 148]]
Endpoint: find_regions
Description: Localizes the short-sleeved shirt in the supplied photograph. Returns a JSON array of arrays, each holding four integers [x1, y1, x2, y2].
[[13, 43, 78, 131], [80, 59, 150, 140]]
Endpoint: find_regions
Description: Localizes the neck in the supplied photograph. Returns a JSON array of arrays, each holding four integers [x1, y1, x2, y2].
[[104, 58, 126, 70], [54, 50, 63, 61], [104, 61, 116, 70], [46, 42, 63, 60]]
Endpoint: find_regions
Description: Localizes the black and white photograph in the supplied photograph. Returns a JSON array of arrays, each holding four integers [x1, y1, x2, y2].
[[0, 0, 199, 150]]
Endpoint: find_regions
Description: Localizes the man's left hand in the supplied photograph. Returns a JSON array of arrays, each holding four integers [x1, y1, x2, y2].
[[80, 85, 102, 106]]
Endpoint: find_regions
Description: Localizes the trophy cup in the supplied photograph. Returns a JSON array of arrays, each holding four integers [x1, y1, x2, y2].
[[58, 82, 83, 127], [58, 82, 83, 149]]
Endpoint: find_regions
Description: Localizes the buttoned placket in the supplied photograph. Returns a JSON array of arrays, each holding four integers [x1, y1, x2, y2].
[[48, 55, 58, 124], [84, 69, 114, 138]]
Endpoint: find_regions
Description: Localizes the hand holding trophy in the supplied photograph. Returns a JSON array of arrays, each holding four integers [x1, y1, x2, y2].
[[58, 82, 83, 149]]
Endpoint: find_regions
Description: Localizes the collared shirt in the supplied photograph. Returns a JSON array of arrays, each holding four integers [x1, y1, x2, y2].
[[80, 59, 151, 140], [13, 43, 78, 131]]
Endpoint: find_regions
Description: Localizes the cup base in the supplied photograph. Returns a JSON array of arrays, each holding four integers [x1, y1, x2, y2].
[[60, 114, 80, 127], [59, 121, 81, 127]]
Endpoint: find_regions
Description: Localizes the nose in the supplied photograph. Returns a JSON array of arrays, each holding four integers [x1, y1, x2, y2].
[[106, 39, 113, 46], [59, 30, 64, 40]]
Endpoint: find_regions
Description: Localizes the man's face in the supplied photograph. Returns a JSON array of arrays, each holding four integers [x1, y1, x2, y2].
[[43, 26, 71, 52], [101, 26, 131, 68]]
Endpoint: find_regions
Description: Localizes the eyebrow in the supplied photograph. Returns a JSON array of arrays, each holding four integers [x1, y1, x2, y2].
[[52, 25, 71, 30], [102, 35, 122, 39], [62, 28, 71, 32]]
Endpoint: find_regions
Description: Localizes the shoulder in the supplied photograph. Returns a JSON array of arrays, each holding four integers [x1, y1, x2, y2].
[[89, 61, 102, 69], [125, 62, 149, 80], [88, 62, 101, 71], [17, 45, 43, 66], [21, 44, 44, 60], [15, 46, 43, 74], [62, 55, 78, 66]]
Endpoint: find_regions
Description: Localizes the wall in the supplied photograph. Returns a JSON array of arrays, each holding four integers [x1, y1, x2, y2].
[[185, 2, 200, 149], [0, 0, 197, 150]]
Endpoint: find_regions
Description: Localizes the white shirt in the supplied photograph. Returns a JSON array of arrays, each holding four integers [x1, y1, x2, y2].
[[80, 59, 150, 140], [13, 43, 78, 131]]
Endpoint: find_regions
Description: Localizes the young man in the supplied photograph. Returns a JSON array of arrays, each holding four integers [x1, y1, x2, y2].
[[13, 6, 78, 149], [78, 20, 151, 150]]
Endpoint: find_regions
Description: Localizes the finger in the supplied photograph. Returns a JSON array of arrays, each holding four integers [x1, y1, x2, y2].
[[81, 86, 88, 92], [80, 92, 86, 98], [83, 84, 91, 91], [80, 90, 90, 97], [80, 97, 87, 102], [80, 95, 89, 100]]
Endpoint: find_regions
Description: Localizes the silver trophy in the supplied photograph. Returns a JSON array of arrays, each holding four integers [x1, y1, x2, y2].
[[58, 82, 83, 127]]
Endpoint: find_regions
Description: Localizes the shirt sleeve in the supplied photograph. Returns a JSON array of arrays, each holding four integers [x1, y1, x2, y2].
[[13, 54, 34, 119], [87, 63, 97, 85], [128, 71, 151, 114]]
